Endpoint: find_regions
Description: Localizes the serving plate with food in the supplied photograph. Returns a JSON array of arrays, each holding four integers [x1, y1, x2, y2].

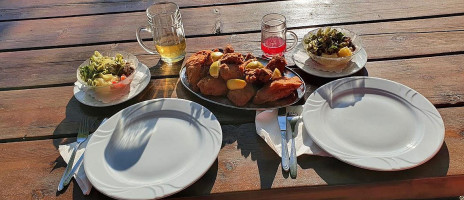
[[74, 51, 151, 107], [180, 45, 305, 110], [292, 27, 367, 78]]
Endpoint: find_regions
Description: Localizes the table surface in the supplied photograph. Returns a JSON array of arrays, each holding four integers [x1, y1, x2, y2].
[[1, 0, 464, 199]]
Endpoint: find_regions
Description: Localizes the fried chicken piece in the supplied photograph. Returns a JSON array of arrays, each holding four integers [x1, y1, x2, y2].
[[197, 76, 228, 96], [245, 68, 273, 84], [252, 76, 302, 105], [244, 53, 255, 61], [219, 52, 244, 64], [227, 84, 256, 106], [224, 44, 234, 53], [185, 50, 213, 91], [265, 55, 287, 72], [220, 63, 244, 81], [238, 59, 254, 72], [186, 64, 207, 91], [185, 50, 213, 67]]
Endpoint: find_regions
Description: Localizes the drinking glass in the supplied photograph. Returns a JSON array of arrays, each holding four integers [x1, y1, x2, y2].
[[261, 13, 298, 58], [136, 2, 186, 63]]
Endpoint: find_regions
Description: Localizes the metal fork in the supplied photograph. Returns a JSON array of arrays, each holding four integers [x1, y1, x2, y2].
[[287, 112, 300, 178], [58, 118, 91, 191]]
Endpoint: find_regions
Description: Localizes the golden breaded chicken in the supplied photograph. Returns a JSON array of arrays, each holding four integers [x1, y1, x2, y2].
[[197, 76, 228, 96], [227, 84, 255, 106], [185, 50, 213, 91], [186, 50, 213, 67], [244, 53, 256, 61], [220, 63, 244, 81], [244, 68, 273, 84], [224, 44, 234, 53], [219, 52, 244, 64], [265, 55, 287, 72], [252, 76, 302, 105]]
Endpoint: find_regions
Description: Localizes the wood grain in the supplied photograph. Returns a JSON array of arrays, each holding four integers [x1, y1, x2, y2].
[[0, 0, 274, 21], [1, 106, 463, 199], [0, 78, 254, 140], [170, 175, 464, 200], [1, 0, 464, 51], [0, 53, 463, 140], [2, 15, 464, 89]]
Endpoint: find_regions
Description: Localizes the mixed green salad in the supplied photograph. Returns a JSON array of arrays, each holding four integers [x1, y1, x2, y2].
[[79, 51, 134, 87], [303, 27, 356, 57]]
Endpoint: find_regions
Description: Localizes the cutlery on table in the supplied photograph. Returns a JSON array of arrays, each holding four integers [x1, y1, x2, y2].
[[58, 118, 91, 191], [58, 118, 108, 189], [278, 108, 289, 172], [287, 112, 300, 178]]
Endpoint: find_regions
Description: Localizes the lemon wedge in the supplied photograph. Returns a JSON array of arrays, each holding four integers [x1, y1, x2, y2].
[[209, 61, 220, 78], [211, 52, 224, 62], [245, 61, 264, 69], [226, 79, 247, 90], [337, 47, 353, 57], [271, 68, 282, 80]]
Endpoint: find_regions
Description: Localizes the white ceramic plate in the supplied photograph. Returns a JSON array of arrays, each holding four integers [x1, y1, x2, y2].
[[84, 98, 222, 199], [302, 77, 444, 171], [73, 62, 151, 107], [292, 43, 368, 78]]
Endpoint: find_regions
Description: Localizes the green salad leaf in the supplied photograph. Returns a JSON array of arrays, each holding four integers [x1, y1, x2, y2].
[[303, 27, 356, 56], [79, 51, 132, 86]]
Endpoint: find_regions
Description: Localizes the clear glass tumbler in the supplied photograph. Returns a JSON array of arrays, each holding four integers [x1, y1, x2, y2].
[[136, 2, 186, 63]]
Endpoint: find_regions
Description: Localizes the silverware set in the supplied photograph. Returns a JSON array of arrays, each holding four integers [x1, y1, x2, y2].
[[58, 118, 107, 191], [278, 108, 290, 172], [287, 111, 300, 178], [58, 118, 91, 191], [278, 108, 301, 178]]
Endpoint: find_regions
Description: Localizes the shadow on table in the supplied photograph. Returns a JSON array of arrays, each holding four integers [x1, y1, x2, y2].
[[52, 71, 224, 197], [174, 81, 282, 190], [52, 62, 374, 197], [52, 82, 156, 197], [298, 142, 450, 185]]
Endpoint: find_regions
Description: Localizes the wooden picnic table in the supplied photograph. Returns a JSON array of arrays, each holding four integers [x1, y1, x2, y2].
[[1, 0, 464, 199]]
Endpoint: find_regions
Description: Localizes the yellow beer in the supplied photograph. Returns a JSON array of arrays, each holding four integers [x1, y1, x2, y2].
[[155, 36, 186, 62], [136, 2, 186, 63]]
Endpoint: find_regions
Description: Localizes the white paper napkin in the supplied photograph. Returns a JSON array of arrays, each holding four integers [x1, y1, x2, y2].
[[58, 138, 92, 195], [255, 105, 331, 157], [58, 118, 108, 194]]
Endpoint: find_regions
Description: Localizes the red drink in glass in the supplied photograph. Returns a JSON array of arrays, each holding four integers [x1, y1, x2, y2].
[[260, 14, 298, 58], [261, 36, 286, 57]]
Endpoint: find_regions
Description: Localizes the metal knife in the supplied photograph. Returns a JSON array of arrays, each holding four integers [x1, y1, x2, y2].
[[277, 108, 289, 172], [58, 118, 107, 191], [60, 152, 85, 188]]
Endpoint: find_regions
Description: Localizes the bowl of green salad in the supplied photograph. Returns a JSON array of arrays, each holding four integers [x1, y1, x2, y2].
[[303, 27, 363, 72], [77, 51, 139, 102]]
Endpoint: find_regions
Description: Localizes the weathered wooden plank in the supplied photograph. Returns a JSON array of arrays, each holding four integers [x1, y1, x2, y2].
[[0, 53, 463, 140], [2, 15, 464, 89], [170, 175, 464, 200], [1, 0, 464, 51], [0, 78, 255, 140], [0, 0, 274, 21], [1, 106, 463, 199]]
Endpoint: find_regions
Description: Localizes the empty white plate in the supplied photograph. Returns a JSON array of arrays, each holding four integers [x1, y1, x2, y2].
[[84, 98, 222, 199], [302, 77, 444, 171]]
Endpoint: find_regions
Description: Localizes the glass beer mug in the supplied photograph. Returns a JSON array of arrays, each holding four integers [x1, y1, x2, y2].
[[136, 2, 186, 63]]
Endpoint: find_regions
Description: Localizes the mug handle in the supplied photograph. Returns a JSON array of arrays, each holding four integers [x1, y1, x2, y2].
[[286, 31, 298, 51], [136, 25, 158, 54]]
